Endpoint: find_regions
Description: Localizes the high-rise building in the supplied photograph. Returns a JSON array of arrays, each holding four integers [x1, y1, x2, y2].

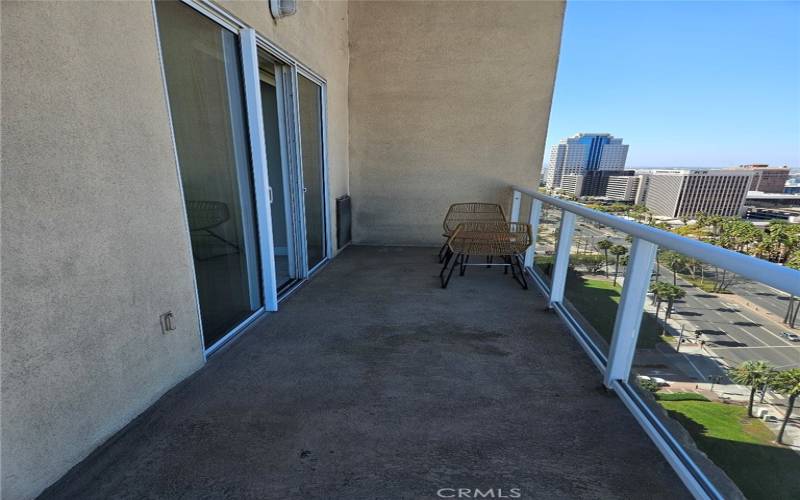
[[737, 164, 790, 193], [559, 174, 584, 197], [606, 175, 642, 202], [637, 169, 754, 218], [545, 133, 628, 189], [583, 170, 634, 197]]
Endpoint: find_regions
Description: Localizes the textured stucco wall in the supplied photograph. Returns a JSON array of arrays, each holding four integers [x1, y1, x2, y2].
[[348, 0, 564, 245], [1, 1, 350, 499], [0, 3, 206, 499], [223, 0, 350, 250]]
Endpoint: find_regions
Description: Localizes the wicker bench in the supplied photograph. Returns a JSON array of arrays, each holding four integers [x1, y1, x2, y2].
[[438, 202, 506, 263], [440, 221, 532, 289]]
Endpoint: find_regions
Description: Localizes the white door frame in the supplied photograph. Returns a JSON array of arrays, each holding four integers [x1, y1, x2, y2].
[[295, 69, 332, 275], [239, 28, 279, 312], [155, 0, 334, 355]]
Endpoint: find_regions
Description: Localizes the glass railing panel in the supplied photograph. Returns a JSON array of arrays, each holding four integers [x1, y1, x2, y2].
[[532, 202, 561, 285], [517, 191, 533, 226], [560, 217, 637, 356], [630, 250, 800, 499]]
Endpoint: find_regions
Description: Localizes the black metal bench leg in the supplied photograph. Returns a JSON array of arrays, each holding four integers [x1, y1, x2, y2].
[[441, 253, 462, 288], [504, 256, 509, 274], [511, 254, 528, 289], [438, 242, 449, 263], [459, 255, 470, 276], [439, 249, 454, 278]]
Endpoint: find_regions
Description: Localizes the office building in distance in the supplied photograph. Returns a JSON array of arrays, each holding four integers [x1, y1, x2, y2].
[[637, 169, 754, 218], [606, 175, 642, 202], [559, 174, 583, 197], [545, 133, 628, 189], [737, 164, 790, 193]]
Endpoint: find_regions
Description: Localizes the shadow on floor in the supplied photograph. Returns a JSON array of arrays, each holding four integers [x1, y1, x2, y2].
[[41, 246, 688, 499]]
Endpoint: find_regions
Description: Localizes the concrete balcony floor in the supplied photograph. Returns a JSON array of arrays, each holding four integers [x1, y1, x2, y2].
[[43, 246, 688, 499]]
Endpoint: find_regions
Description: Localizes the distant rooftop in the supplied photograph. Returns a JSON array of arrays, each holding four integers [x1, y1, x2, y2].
[[634, 168, 754, 176], [738, 164, 789, 170], [746, 191, 800, 199]]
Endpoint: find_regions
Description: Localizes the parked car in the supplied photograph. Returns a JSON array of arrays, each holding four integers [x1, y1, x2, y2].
[[636, 375, 652, 382], [651, 377, 669, 387], [781, 332, 800, 342]]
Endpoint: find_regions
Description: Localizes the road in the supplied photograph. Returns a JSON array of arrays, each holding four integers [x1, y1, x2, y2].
[[730, 279, 794, 323], [553, 209, 799, 437], [539, 213, 800, 369], [574, 218, 796, 327], [669, 273, 800, 370]]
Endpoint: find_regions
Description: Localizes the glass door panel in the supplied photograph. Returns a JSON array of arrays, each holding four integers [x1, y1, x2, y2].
[[258, 57, 298, 292], [297, 74, 326, 270], [155, 1, 263, 348]]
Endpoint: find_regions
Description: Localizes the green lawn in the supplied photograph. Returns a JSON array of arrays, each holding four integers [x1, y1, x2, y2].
[[655, 392, 709, 402], [564, 272, 662, 348], [659, 399, 800, 499]]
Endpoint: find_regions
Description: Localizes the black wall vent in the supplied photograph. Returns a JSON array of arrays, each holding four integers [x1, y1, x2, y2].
[[336, 195, 352, 249]]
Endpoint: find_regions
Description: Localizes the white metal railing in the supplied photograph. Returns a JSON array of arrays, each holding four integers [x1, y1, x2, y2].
[[510, 186, 800, 500], [512, 187, 800, 297]]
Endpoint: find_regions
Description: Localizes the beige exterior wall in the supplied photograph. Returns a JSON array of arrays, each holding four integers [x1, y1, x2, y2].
[[0, 1, 350, 499], [348, 0, 565, 245], [1, 3, 204, 498]]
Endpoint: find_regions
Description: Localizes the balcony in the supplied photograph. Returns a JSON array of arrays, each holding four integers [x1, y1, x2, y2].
[[42, 245, 688, 499]]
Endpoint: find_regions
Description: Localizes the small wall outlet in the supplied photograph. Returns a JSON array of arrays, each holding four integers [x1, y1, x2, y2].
[[160, 311, 176, 334]]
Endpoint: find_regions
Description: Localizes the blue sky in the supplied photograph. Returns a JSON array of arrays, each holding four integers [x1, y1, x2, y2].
[[545, 0, 800, 169]]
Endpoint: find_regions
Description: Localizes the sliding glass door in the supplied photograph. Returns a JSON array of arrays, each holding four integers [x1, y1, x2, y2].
[[298, 74, 327, 271], [156, 1, 330, 351], [257, 56, 300, 291], [156, 1, 263, 349]]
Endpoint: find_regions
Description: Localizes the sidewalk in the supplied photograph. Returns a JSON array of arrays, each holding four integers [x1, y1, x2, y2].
[[579, 273, 800, 451], [642, 293, 800, 450]]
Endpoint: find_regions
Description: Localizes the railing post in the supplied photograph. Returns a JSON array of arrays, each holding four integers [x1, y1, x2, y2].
[[510, 190, 522, 223], [604, 237, 658, 387], [548, 210, 576, 306], [524, 199, 542, 268]]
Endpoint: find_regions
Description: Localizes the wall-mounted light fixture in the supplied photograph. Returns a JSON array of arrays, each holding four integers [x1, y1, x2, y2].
[[270, 0, 297, 19]]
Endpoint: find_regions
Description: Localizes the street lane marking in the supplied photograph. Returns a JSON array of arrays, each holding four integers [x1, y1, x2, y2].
[[721, 304, 770, 347], [723, 302, 796, 347], [758, 326, 796, 346], [680, 352, 707, 379], [706, 345, 800, 350]]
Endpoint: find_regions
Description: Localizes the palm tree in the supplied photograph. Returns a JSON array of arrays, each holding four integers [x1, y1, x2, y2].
[[650, 282, 665, 318], [771, 369, 800, 444], [728, 361, 774, 417], [596, 239, 613, 277], [653, 248, 662, 284], [630, 205, 649, 223], [660, 250, 685, 285], [610, 244, 628, 286], [661, 284, 686, 319], [783, 252, 800, 328]]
